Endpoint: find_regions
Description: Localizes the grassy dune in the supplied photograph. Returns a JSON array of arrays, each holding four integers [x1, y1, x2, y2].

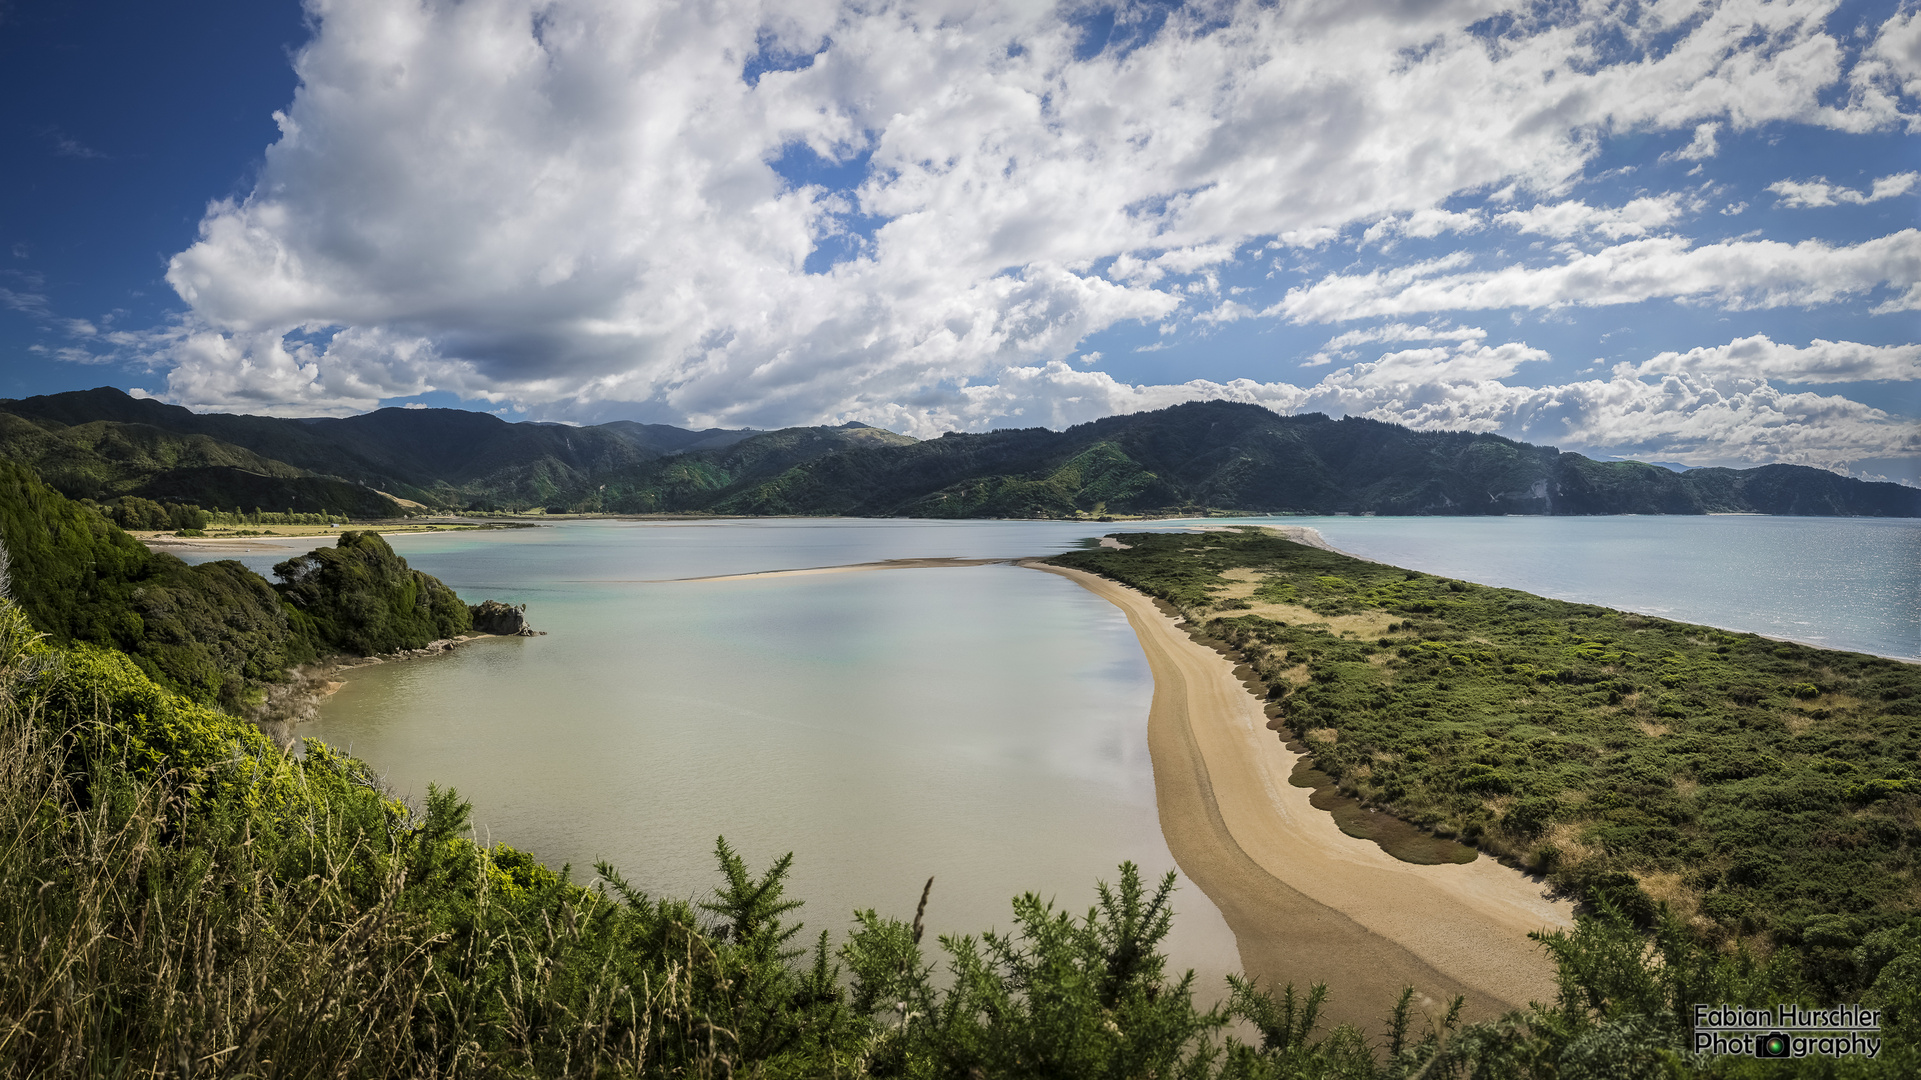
[[1052, 529, 1921, 1000]]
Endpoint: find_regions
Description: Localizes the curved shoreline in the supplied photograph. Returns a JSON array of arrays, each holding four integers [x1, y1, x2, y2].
[[1026, 561, 1573, 1030], [682, 549, 1574, 1027]]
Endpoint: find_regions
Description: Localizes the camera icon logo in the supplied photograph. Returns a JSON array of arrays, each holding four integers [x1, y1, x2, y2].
[[1755, 1033, 1790, 1058]]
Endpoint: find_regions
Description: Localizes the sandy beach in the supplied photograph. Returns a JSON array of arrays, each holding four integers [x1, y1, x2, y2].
[[140, 522, 517, 555], [650, 556, 1018, 583], [1028, 560, 1572, 1029]]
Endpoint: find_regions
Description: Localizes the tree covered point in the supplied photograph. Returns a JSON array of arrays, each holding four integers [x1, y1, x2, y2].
[[0, 460, 476, 708], [273, 530, 472, 656]]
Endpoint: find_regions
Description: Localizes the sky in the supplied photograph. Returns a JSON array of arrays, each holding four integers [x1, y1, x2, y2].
[[3, 0, 1918, 482]]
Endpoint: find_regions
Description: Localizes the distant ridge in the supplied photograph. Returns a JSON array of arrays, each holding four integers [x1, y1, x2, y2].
[[1, 389, 1913, 518]]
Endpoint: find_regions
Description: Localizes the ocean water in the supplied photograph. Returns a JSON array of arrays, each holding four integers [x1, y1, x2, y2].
[[1164, 515, 1919, 661], [172, 513, 1918, 994]]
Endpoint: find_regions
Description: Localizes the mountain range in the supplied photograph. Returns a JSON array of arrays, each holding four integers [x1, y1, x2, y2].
[[1, 387, 1913, 518]]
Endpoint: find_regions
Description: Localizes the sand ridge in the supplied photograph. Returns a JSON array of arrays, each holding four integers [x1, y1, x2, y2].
[[1025, 560, 1573, 1030], [647, 557, 1019, 583]]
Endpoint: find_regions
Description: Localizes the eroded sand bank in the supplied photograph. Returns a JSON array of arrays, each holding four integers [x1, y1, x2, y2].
[[1027, 560, 1572, 1029]]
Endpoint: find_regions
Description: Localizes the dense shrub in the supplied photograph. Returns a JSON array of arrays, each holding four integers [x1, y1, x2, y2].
[[273, 530, 472, 654], [1054, 529, 1921, 978], [0, 462, 471, 708]]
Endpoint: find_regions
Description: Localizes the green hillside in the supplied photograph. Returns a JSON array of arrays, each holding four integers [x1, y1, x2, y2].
[[0, 460, 466, 707], [0, 409, 404, 518], [723, 402, 1921, 518], [592, 422, 919, 513], [7, 389, 1915, 519]]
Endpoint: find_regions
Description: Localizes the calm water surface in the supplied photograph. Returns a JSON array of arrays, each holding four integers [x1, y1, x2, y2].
[[297, 520, 1248, 994], [179, 513, 1917, 994], [1168, 516, 1919, 661]]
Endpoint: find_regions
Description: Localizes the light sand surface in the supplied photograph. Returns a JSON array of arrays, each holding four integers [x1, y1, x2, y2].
[[679, 548, 1573, 1027], [1026, 561, 1573, 1030], [142, 525, 488, 554], [647, 557, 1018, 583], [144, 535, 336, 554]]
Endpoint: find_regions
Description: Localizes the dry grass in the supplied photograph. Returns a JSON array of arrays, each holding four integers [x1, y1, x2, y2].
[[1634, 870, 1711, 935], [1210, 569, 1401, 638], [1542, 821, 1601, 869]]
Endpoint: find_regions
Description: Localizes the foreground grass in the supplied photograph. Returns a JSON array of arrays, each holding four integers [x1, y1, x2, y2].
[[1052, 529, 1921, 998]]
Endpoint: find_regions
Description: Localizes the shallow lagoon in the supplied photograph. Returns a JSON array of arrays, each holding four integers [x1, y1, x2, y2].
[[301, 520, 1248, 997], [179, 513, 1918, 997]]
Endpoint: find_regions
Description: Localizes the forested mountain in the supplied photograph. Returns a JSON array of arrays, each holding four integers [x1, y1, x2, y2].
[[0, 409, 404, 517], [0, 387, 886, 513], [4, 389, 1914, 518], [717, 401, 1920, 518]]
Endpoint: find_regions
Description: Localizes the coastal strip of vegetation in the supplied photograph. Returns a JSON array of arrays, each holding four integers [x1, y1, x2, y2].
[[1028, 558, 1571, 1031], [1050, 529, 1921, 1005]]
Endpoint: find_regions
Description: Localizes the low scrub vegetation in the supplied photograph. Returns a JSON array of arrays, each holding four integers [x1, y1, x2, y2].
[[1054, 529, 1921, 1003]]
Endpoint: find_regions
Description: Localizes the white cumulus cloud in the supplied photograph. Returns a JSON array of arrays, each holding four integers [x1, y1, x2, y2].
[[1273, 230, 1921, 323], [1620, 334, 1921, 383], [141, 0, 1914, 428], [1767, 171, 1921, 207], [1494, 195, 1687, 239]]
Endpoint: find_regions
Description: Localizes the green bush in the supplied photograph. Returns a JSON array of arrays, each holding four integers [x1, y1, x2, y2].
[[273, 530, 472, 654]]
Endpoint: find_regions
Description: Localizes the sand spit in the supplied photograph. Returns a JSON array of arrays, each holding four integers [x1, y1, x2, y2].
[[641, 557, 1021, 583], [142, 524, 501, 555], [680, 544, 1573, 1027], [1027, 560, 1572, 1029]]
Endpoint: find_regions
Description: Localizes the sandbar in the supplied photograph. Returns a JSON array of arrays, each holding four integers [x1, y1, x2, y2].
[[1028, 560, 1572, 1030], [633, 557, 1018, 583]]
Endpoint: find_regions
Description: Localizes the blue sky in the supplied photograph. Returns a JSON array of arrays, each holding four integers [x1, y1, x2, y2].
[[3, 0, 1918, 481]]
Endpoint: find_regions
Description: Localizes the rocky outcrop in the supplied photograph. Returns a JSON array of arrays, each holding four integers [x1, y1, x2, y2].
[[469, 599, 539, 636]]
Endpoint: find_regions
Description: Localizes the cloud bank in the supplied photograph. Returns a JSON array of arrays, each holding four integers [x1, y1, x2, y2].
[[114, 0, 1921, 475]]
